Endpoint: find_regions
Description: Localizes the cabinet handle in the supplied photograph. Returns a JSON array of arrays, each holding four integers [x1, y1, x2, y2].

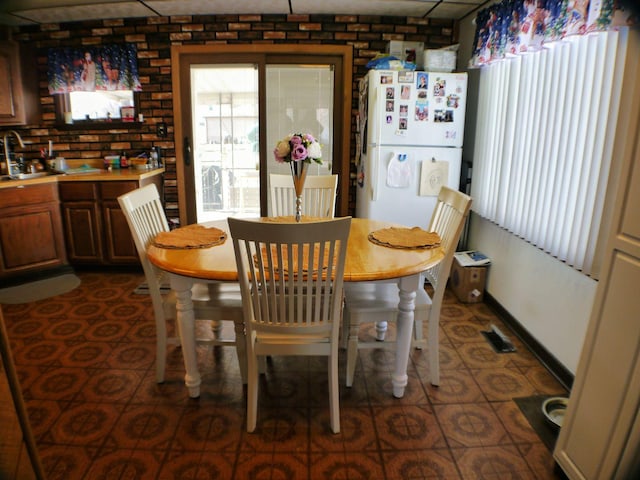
[[183, 137, 192, 167]]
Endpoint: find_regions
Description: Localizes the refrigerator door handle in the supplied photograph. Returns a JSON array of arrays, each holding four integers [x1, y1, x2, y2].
[[371, 148, 379, 201]]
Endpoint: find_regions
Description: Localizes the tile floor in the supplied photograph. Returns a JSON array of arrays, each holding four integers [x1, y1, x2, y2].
[[2, 270, 569, 479]]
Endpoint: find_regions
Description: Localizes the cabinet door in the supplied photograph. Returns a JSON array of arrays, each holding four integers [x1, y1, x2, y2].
[[61, 201, 103, 264], [101, 200, 137, 264], [0, 41, 39, 126], [553, 29, 640, 480], [0, 202, 67, 277], [0, 47, 17, 119]]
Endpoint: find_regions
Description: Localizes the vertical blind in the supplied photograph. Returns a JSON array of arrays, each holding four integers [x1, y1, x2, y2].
[[470, 28, 629, 277]]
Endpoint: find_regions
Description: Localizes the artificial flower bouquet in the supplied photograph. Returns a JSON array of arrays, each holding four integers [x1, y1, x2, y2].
[[273, 133, 322, 164]]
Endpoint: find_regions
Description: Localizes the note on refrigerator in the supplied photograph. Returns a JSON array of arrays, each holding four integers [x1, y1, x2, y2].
[[419, 160, 449, 196]]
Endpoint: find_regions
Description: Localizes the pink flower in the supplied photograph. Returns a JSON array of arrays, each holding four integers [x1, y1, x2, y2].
[[291, 144, 308, 161], [273, 132, 322, 164]]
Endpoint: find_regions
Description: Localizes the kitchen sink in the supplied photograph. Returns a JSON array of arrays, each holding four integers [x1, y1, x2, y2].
[[1, 172, 60, 181]]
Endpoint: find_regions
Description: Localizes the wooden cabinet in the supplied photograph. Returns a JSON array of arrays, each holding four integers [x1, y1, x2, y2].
[[58, 183, 103, 264], [0, 183, 67, 278], [99, 182, 139, 264], [59, 178, 160, 265], [0, 40, 40, 126]]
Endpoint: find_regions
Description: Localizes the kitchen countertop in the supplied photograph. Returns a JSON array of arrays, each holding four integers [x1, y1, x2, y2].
[[0, 165, 164, 189]]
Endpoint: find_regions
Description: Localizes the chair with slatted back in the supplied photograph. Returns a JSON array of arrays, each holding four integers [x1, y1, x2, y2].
[[118, 184, 246, 383], [342, 186, 472, 387], [229, 216, 351, 433], [269, 173, 338, 218]]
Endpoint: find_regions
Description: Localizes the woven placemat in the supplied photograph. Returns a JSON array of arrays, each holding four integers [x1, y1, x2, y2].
[[256, 244, 334, 274], [368, 227, 441, 249], [262, 216, 326, 223], [152, 225, 227, 249]]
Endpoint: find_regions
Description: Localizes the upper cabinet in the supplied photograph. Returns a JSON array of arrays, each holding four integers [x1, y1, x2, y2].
[[0, 40, 40, 126]]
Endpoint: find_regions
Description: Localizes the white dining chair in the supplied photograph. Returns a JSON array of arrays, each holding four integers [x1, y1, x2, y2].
[[269, 173, 338, 218], [229, 216, 351, 434], [342, 186, 472, 387], [118, 184, 246, 384]]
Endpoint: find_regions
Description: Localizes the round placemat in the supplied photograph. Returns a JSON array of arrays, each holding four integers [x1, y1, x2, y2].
[[368, 227, 441, 249], [152, 225, 227, 249]]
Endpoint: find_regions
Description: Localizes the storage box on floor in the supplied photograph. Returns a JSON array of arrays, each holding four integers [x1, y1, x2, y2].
[[450, 252, 490, 303]]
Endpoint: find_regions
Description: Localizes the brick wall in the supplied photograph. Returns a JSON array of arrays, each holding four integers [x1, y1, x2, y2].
[[12, 14, 457, 218]]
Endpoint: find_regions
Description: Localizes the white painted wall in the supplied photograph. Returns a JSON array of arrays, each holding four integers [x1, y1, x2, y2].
[[467, 214, 596, 373]]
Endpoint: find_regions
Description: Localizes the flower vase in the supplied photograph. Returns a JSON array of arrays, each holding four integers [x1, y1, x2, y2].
[[289, 160, 308, 222]]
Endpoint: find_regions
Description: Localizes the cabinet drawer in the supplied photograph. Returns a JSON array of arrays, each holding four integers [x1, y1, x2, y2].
[[0, 183, 58, 208], [59, 182, 97, 201], [99, 181, 138, 200]]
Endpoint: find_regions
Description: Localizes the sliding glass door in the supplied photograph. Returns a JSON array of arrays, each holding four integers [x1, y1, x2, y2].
[[176, 46, 350, 225], [265, 65, 334, 172], [190, 66, 259, 221]]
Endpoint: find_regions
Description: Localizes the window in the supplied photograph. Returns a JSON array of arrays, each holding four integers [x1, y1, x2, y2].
[[470, 29, 629, 278], [69, 91, 134, 121], [54, 90, 140, 127]]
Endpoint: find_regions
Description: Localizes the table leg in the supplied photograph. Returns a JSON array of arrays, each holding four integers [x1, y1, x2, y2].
[[393, 274, 420, 398], [170, 274, 201, 398]]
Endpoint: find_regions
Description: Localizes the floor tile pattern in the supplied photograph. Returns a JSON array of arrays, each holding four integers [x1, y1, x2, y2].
[[2, 271, 569, 479]]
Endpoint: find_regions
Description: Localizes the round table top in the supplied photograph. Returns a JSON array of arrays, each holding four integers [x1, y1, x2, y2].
[[146, 217, 444, 282]]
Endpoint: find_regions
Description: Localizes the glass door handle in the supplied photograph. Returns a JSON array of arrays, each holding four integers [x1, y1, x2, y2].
[[183, 137, 192, 166]]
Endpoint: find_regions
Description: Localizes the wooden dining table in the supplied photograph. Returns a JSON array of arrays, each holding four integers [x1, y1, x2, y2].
[[146, 217, 443, 399]]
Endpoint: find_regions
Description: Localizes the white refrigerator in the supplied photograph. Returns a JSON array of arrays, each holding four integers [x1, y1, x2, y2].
[[356, 70, 467, 229]]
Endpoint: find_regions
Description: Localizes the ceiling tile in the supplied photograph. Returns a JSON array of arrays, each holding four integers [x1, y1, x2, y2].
[[290, 0, 437, 17], [428, 2, 482, 20], [0, 0, 478, 25], [13, 2, 156, 24], [146, 0, 291, 16]]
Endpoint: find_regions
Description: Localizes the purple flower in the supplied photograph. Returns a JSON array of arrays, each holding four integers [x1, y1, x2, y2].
[[291, 144, 308, 161], [273, 132, 322, 164]]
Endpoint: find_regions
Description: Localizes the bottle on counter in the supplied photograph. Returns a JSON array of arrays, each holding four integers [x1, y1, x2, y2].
[[120, 151, 129, 168], [150, 147, 159, 168]]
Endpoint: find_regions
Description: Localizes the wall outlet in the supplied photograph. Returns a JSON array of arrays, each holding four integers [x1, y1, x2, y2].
[[157, 122, 167, 137]]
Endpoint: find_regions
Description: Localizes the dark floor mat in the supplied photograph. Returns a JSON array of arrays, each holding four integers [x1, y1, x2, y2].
[[514, 394, 562, 451]]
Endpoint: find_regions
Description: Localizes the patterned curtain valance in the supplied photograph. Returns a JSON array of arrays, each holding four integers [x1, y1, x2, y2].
[[47, 44, 142, 94], [470, 0, 637, 67]]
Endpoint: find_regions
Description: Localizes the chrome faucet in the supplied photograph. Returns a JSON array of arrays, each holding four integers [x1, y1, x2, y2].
[[3, 130, 26, 175]]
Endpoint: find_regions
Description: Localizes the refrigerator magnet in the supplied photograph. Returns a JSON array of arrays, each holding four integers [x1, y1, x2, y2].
[[415, 105, 428, 122], [447, 94, 460, 108], [416, 72, 428, 89], [399, 105, 408, 117], [386, 87, 395, 99], [357, 164, 365, 188], [400, 85, 411, 99], [434, 110, 454, 122], [398, 71, 413, 83]]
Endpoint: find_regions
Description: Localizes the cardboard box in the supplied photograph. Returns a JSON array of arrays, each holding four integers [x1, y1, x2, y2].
[[387, 41, 424, 65], [423, 49, 457, 72], [450, 257, 488, 303]]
